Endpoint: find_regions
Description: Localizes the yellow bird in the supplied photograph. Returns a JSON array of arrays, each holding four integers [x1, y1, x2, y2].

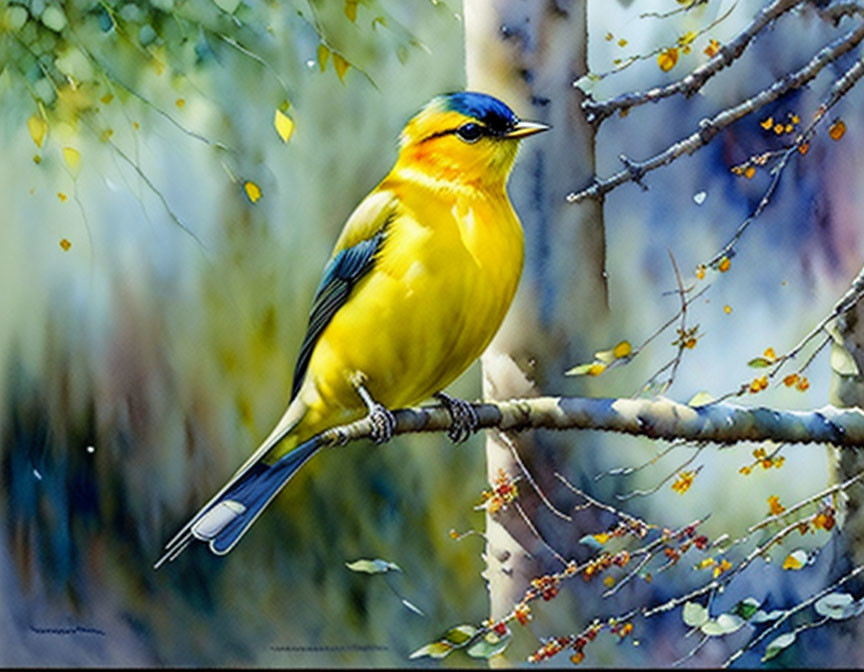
[[155, 92, 548, 566]]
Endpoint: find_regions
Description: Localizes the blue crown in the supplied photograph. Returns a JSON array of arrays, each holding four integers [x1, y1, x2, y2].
[[444, 92, 518, 134]]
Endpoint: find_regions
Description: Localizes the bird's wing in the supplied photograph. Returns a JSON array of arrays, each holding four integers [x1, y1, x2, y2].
[[290, 189, 398, 400]]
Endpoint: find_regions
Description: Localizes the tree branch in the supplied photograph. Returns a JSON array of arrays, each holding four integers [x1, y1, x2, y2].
[[582, 0, 804, 125], [312, 395, 864, 452], [568, 22, 864, 204]]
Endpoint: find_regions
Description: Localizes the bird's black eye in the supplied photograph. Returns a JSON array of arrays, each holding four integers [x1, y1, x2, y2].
[[456, 122, 483, 143]]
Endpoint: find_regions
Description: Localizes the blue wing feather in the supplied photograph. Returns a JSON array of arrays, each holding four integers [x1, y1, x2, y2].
[[290, 224, 389, 399]]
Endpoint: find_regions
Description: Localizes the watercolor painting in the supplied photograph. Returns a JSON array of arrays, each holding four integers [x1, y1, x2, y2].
[[3, 0, 864, 667]]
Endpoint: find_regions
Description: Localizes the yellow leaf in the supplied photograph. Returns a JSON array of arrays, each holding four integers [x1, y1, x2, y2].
[[718, 256, 731, 272], [57, 192, 67, 202], [273, 108, 295, 143], [767, 495, 785, 516], [62, 147, 81, 177], [723, 304, 732, 314], [100, 93, 114, 105], [244, 180, 262, 203], [344, 0, 358, 22], [59, 238, 71, 251], [175, 98, 186, 108], [593, 533, 610, 545], [332, 53, 350, 82], [657, 47, 679, 72], [760, 116, 773, 130], [587, 363, 606, 376], [613, 340, 632, 359], [28, 115, 47, 148], [828, 119, 846, 141], [317, 44, 330, 71]]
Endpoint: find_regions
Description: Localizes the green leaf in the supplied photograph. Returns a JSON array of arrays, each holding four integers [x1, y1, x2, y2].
[[594, 348, 616, 364], [401, 598, 424, 616], [814, 592, 854, 620], [683, 601, 709, 628], [467, 632, 510, 659], [701, 613, 744, 636], [751, 609, 785, 624], [443, 625, 476, 645], [564, 363, 596, 376], [747, 357, 771, 368], [409, 641, 453, 660], [830, 343, 860, 377], [212, 0, 240, 13], [345, 558, 401, 574], [734, 597, 761, 621], [687, 391, 715, 407], [762, 632, 796, 662]]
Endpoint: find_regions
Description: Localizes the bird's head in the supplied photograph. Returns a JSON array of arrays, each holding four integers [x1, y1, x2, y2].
[[395, 92, 549, 190]]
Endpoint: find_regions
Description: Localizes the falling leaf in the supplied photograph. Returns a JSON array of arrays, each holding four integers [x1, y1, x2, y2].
[[62, 147, 81, 177], [344, 0, 358, 21], [33, 155, 41, 164], [59, 238, 71, 251], [332, 53, 350, 82], [760, 116, 774, 130], [723, 304, 732, 314], [828, 119, 846, 141], [617, 38, 628, 47], [657, 47, 679, 72], [243, 180, 262, 203], [718, 256, 731, 272], [28, 116, 47, 148], [273, 108, 295, 143], [345, 558, 401, 574], [100, 93, 114, 105], [175, 98, 185, 108], [693, 191, 707, 205], [57, 192, 67, 202], [100, 128, 114, 143], [744, 166, 756, 179], [317, 44, 330, 71]]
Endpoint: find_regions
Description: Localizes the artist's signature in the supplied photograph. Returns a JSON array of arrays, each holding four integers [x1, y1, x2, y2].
[[30, 625, 106, 637], [270, 644, 388, 653]]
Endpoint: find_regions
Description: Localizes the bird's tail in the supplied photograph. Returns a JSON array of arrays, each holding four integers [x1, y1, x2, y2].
[[155, 402, 319, 568]]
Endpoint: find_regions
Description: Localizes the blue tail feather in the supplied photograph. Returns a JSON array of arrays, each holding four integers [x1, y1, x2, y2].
[[190, 440, 320, 555]]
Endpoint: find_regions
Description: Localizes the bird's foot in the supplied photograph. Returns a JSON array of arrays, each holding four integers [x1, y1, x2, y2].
[[435, 392, 479, 443], [353, 378, 397, 444], [367, 403, 396, 444]]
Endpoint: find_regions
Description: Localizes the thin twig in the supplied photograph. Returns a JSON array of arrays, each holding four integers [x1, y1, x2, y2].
[[583, 0, 804, 124], [569, 24, 864, 204]]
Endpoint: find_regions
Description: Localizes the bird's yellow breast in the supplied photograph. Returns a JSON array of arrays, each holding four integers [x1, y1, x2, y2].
[[297, 176, 524, 435]]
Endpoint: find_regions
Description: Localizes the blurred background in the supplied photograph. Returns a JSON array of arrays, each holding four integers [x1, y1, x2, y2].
[[1, 0, 863, 666]]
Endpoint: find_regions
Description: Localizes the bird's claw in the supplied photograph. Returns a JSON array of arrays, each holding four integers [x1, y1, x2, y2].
[[368, 403, 396, 444], [436, 393, 479, 443]]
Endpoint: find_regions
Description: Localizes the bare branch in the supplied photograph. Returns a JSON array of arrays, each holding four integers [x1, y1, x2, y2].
[[582, 0, 804, 125], [314, 395, 864, 451], [568, 23, 864, 204]]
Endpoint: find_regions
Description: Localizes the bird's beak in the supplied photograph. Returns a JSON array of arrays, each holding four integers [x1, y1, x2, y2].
[[505, 120, 551, 139]]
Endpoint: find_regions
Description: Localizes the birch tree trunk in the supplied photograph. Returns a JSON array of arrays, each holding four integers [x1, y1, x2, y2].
[[464, 0, 607, 663]]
